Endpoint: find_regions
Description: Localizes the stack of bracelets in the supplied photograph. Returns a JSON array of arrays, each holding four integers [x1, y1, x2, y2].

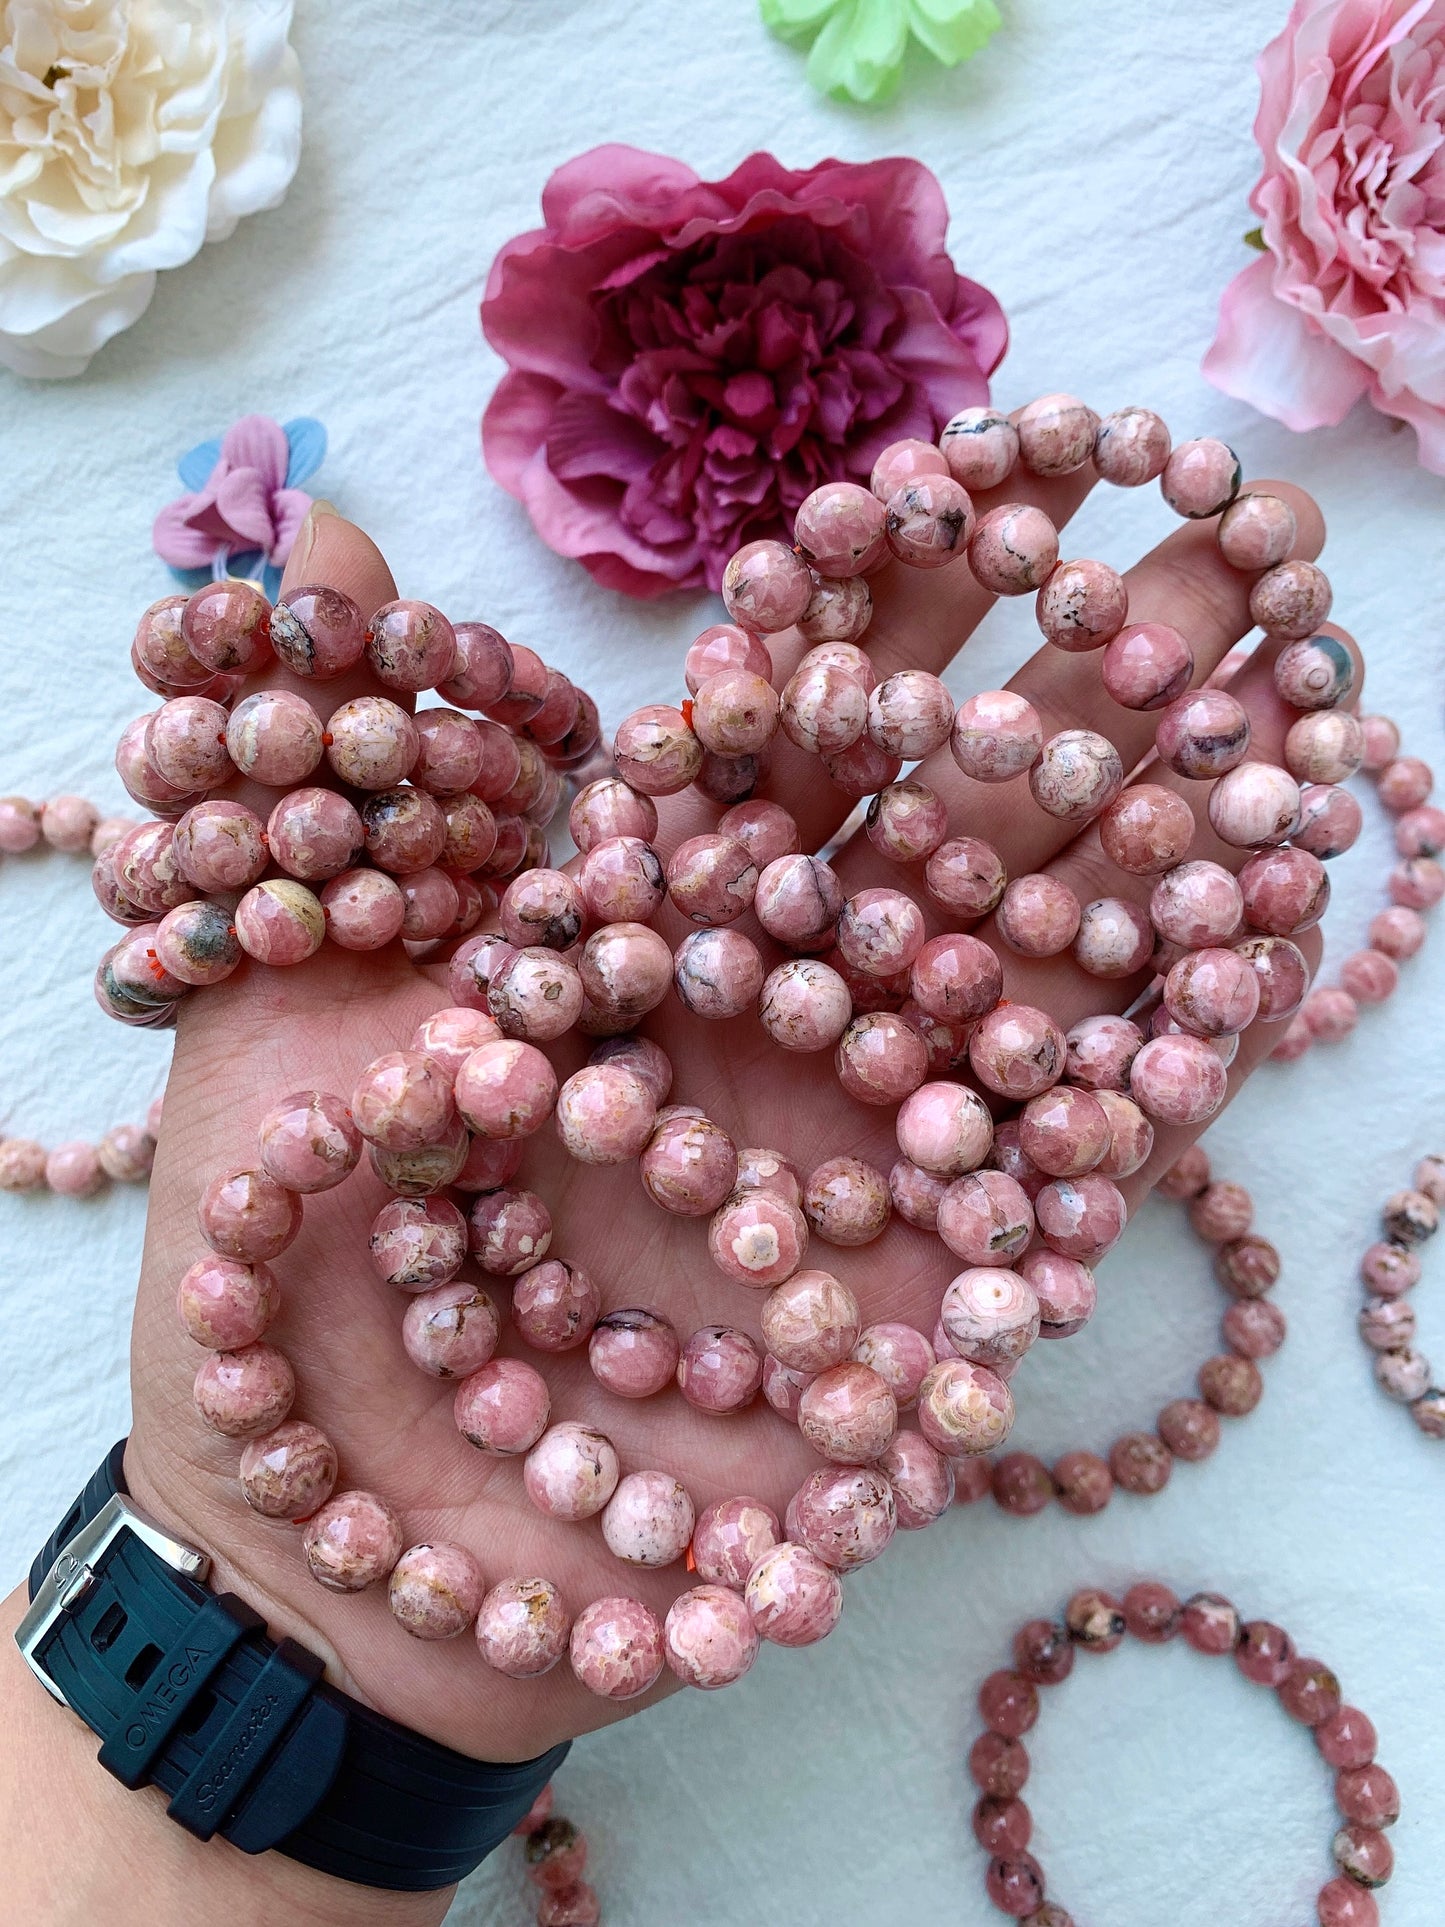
[[5, 389, 1438, 1925]]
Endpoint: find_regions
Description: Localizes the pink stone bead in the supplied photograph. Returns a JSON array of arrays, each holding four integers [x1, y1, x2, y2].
[[317, 868, 405, 952], [997, 873, 1081, 958], [941, 1268, 1040, 1367], [1336, 1766, 1400, 1830], [1035, 556, 1127, 651], [523, 1422, 620, 1521], [474, 1576, 571, 1679], [1217, 490, 1297, 569], [1019, 1086, 1110, 1175], [683, 623, 771, 695], [576, 836, 664, 925], [1273, 640, 1356, 724], [722, 539, 812, 633], [707, 1187, 808, 1287], [835, 887, 925, 978], [793, 480, 887, 577], [601, 1469, 695, 1567], [1234, 1618, 1296, 1685], [1164, 946, 1261, 1036], [802, 1156, 891, 1246], [1286, 711, 1365, 788], [454, 1357, 551, 1454], [0, 796, 42, 853], [1370, 906, 1426, 961], [232, 878, 325, 967], [672, 928, 764, 1020], [454, 1040, 557, 1139], [1150, 860, 1245, 949], [568, 778, 658, 853], [1250, 559, 1333, 640], [182, 580, 272, 675], [690, 669, 780, 762], [1180, 1590, 1240, 1655], [979, 1669, 1041, 1737], [757, 957, 853, 1054], [575, 924, 669, 1029], [225, 689, 324, 788], [798, 1362, 897, 1463], [146, 696, 230, 791], [512, 1259, 601, 1352], [1375, 1347, 1431, 1402], [665, 834, 757, 927], [568, 1596, 665, 1700], [664, 1583, 760, 1690], [1207, 760, 1302, 848], [968, 502, 1059, 594], [388, 1542, 484, 1640], [1102, 621, 1195, 711], [111, 821, 194, 914], [1093, 406, 1171, 485], [779, 659, 867, 757], [1065, 1014, 1145, 1091], [176, 1256, 280, 1350], [1318, 1877, 1381, 1926], [754, 853, 844, 951], [1130, 1032, 1228, 1124], [869, 436, 948, 500], [1036, 1173, 1129, 1263], [41, 1142, 102, 1196], [864, 779, 949, 863], [238, 1418, 337, 1520], [1415, 1153, 1445, 1202], [788, 1464, 897, 1569], [937, 1170, 1034, 1266], [1359, 715, 1402, 772], [917, 1357, 1014, 1457], [690, 1497, 781, 1591], [360, 787, 450, 876], [836, 1011, 929, 1105], [364, 599, 455, 693], [884, 474, 974, 567], [1017, 392, 1099, 475], [866, 672, 955, 760], [1395, 801, 1445, 856], [1303, 985, 1359, 1042], [269, 583, 367, 680], [193, 1343, 295, 1438], [1158, 1396, 1221, 1460], [851, 1327, 936, 1416], [350, 1051, 455, 1154], [926, 837, 1008, 917], [1029, 728, 1124, 820], [953, 1456, 997, 1507], [554, 1064, 655, 1166], [677, 1325, 763, 1411], [797, 569, 873, 644], [1359, 1295, 1415, 1351], [369, 1195, 467, 1291], [1099, 783, 1196, 877], [1020, 1248, 1096, 1336], [761, 1355, 815, 1417], [1234, 934, 1311, 1023], [256, 1089, 361, 1195], [199, 1167, 302, 1262], [132, 593, 209, 688], [969, 1003, 1067, 1101], [303, 1490, 403, 1592], [937, 406, 1016, 485], [878, 1429, 955, 1527], [1224, 1299, 1287, 1358], [1094, 1091, 1155, 1179], [744, 1542, 844, 1646], [611, 704, 702, 796], [1361, 1241, 1420, 1297], [734, 1146, 802, 1204], [1340, 948, 1398, 1005], [499, 868, 584, 951], [1155, 691, 1252, 783], [638, 1115, 738, 1220], [1390, 854, 1445, 909], [950, 690, 1043, 782], [402, 1282, 500, 1377], [1240, 846, 1330, 938], [1072, 895, 1153, 978], [907, 936, 1002, 1029], [262, 787, 361, 883], [582, 1307, 677, 1398], [895, 1080, 993, 1176], [1160, 437, 1240, 517], [1279, 1654, 1344, 1726], [323, 696, 419, 790], [883, 1161, 944, 1238]]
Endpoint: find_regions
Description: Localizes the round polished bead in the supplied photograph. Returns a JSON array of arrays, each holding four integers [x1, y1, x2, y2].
[[147, 696, 231, 791], [937, 1171, 1034, 1267], [1358, 714, 1402, 771], [1094, 405, 1171, 485], [315, 868, 403, 951], [707, 1190, 807, 1288], [1161, 437, 1240, 517], [199, 1168, 302, 1263], [182, 580, 272, 674], [759, 958, 853, 1053], [1336, 1766, 1400, 1830], [908, 935, 1003, 1028], [359, 788, 449, 876], [1155, 689, 1252, 779], [434, 619, 512, 709], [925, 837, 1008, 917], [762, 1357, 813, 1418], [193, 1343, 295, 1438], [1375, 1348, 1432, 1402], [1273, 636, 1356, 717], [495, 870, 581, 953], [1279, 1656, 1343, 1726], [744, 1542, 844, 1646], [1012, 1620, 1075, 1686], [479, 642, 547, 728], [1389, 855, 1445, 908], [1100, 784, 1197, 875], [754, 853, 844, 951], [979, 1669, 1040, 1736], [238, 1419, 337, 1520], [523, 1422, 620, 1521], [969, 1004, 1066, 1101], [879, 1429, 954, 1527], [1179, 1591, 1240, 1655], [1051, 1449, 1112, 1515], [1217, 490, 1297, 568], [1110, 1432, 1173, 1495], [663, 1584, 760, 1691], [1072, 896, 1154, 978], [1198, 1352, 1264, 1417], [388, 1543, 484, 1640], [803, 1158, 891, 1247], [734, 1147, 802, 1204], [997, 874, 1081, 957], [575, 840, 662, 928], [1208, 761, 1302, 848], [677, 1325, 763, 1412], [835, 1012, 929, 1105], [1123, 1580, 1183, 1641], [836, 888, 926, 978], [149, 900, 239, 988], [225, 689, 324, 788], [683, 623, 771, 695], [410, 709, 486, 797], [788, 1464, 896, 1569], [370, 1195, 468, 1291], [941, 1269, 1039, 1367], [1234, 1619, 1297, 1686], [176, 1255, 280, 1350], [612, 705, 702, 796], [600, 1470, 694, 1568], [1340, 949, 1398, 1005], [867, 672, 955, 760], [510, 1259, 600, 1353], [853, 1323, 936, 1409], [884, 474, 974, 567], [323, 696, 419, 790], [1102, 622, 1193, 709], [1066, 1587, 1127, 1652], [1286, 711, 1365, 788], [1035, 1173, 1128, 1263], [1316, 1706, 1378, 1772], [1234, 934, 1310, 1023], [940, 406, 1019, 488], [574, 925, 669, 1029], [969, 504, 1059, 594], [1358, 1296, 1416, 1352], [798, 1362, 898, 1463], [666, 835, 758, 927], [568, 778, 658, 853], [1150, 860, 1244, 949], [1029, 729, 1123, 820], [1094, 1091, 1155, 1178], [401, 1282, 500, 1378], [1303, 986, 1359, 1042], [969, 1730, 1031, 1798], [474, 1576, 571, 1680], [553, 1064, 656, 1167], [584, 1307, 678, 1399], [303, 1491, 403, 1592], [917, 1357, 1014, 1457], [1130, 1030, 1230, 1124], [230, 879, 325, 966], [1222, 1297, 1286, 1359], [722, 539, 812, 632], [351, 1051, 454, 1153], [689, 1497, 781, 1592], [690, 669, 780, 761], [454, 1040, 557, 1139], [1240, 846, 1330, 938], [779, 661, 867, 756], [1019, 1087, 1110, 1176], [264, 787, 364, 882], [1158, 1395, 1222, 1461], [1251, 561, 1333, 640], [896, 1081, 994, 1177], [950, 690, 1043, 782], [1016, 392, 1097, 475], [1164, 946, 1261, 1037], [793, 480, 887, 577], [673, 929, 764, 1021], [639, 1115, 738, 1217], [1036, 556, 1128, 651], [1369, 906, 1426, 959], [454, 1358, 551, 1454], [132, 594, 211, 688], [797, 570, 873, 644], [252, 1089, 360, 1196], [363, 600, 455, 692]]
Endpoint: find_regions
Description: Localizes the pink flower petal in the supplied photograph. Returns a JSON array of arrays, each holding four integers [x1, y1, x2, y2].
[[218, 415, 291, 493], [1202, 254, 1371, 430], [214, 468, 278, 552], [268, 488, 313, 564], [153, 497, 223, 570]]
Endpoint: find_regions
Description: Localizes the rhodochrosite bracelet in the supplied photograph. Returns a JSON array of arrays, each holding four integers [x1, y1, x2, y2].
[[1355, 1155, 1445, 1439], [969, 1584, 1400, 1925]]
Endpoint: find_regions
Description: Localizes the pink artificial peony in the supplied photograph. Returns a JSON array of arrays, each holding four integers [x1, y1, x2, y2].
[[481, 145, 1007, 598], [1205, 0, 1445, 472]]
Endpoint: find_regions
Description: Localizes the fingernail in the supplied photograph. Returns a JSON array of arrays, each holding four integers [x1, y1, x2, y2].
[[289, 498, 338, 576]]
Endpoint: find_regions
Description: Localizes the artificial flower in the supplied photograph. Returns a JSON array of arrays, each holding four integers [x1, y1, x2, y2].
[[153, 412, 324, 599], [1204, 0, 1445, 474], [481, 145, 1007, 598], [760, 0, 1000, 106]]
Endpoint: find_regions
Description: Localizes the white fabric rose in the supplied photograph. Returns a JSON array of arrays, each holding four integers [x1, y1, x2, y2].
[[0, 0, 301, 378]]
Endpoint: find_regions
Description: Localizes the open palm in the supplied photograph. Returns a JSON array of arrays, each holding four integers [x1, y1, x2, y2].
[[124, 465, 1346, 1769]]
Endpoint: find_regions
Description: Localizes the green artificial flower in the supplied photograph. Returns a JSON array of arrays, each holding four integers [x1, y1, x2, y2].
[[761, 0, 1001, 105]]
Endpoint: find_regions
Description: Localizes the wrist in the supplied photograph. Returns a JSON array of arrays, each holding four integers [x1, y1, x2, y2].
[[1, 1583, 449, 1927]]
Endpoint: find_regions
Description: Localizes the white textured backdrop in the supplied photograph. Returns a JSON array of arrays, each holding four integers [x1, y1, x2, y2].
[[2, 2, 1442, 1922]]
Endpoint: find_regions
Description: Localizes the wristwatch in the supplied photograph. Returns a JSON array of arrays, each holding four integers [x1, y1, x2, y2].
[[17, 1441, 568, 1891]]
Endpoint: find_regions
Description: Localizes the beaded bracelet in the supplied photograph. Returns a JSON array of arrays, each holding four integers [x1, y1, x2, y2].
[[0, 795, 160, 1195], [937, 1145, 1285, 1518], [1356, 1155, 1445, 1439], [969, 1584, 1400, 1926], [512, 1785, 601, 1927]]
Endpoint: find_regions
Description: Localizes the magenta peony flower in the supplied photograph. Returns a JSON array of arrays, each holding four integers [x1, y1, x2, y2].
[[481, 145, 1007, 597], [1204, 0, 1445, 472]]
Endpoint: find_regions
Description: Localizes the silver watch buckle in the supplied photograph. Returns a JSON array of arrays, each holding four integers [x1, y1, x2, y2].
[[17, 1493, 211, 1707]]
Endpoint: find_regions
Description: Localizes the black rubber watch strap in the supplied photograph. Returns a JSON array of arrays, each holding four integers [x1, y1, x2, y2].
[[23, 1441, 568, 1890]]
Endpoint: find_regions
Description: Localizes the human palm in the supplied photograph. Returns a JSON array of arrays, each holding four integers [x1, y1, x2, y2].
[[124, 468, 1344, 1767]]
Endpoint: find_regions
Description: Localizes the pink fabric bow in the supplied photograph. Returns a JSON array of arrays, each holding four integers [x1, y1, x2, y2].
[[153, 415, 313, 573]]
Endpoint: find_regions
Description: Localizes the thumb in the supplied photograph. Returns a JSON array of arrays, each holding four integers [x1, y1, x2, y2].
[[282, 500, 398, 622]]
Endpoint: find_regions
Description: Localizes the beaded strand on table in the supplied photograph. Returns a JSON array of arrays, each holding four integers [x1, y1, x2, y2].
[[511, 1784, 601, 1927], [969, 1584, 1400, 1925], [1356, 1155, 1445, 1440]]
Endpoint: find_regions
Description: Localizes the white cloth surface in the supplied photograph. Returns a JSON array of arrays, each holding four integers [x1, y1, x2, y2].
[[1, 1, 1442, 1921]]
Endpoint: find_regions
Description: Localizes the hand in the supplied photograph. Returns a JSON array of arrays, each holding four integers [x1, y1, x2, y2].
[[121, 470, 1351, 1780]]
